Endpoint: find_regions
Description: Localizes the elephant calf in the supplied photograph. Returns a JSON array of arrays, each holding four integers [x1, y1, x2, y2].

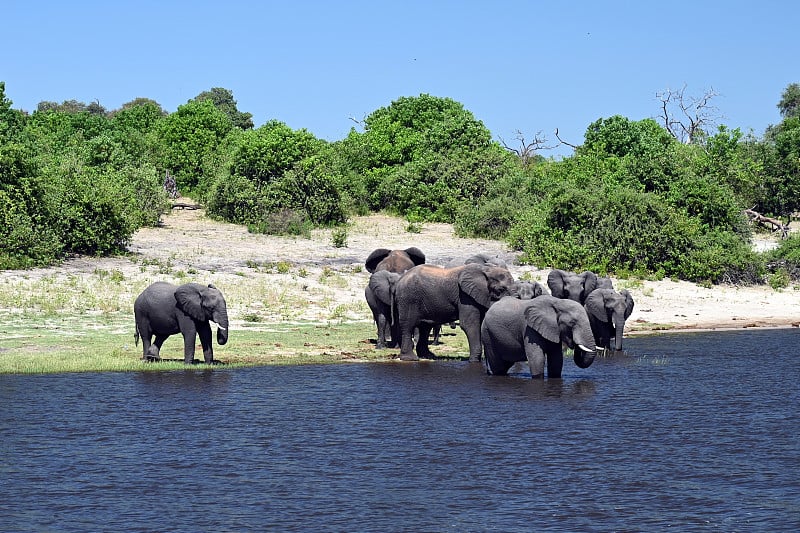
[[134, 282, 229, 364]]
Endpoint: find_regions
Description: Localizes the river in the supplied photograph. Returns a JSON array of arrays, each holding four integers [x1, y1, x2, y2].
[[1, 328, 798, 531]]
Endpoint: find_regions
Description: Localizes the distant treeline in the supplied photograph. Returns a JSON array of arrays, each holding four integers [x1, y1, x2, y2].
[[2, 82, 799, 285]]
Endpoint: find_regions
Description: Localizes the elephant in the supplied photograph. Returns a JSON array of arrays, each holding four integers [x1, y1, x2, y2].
[[446, 252, 508, 269], [366, 270, 402, 349], [481, 295, 597, 379], [134, 282, 229, 364], [365, 247, 426, 274], [584, 288, 635, 354], [393, 263, 516, 362], [364, 247, 426, 349], [547, 269, 600, 304], [514, 280, 546, 300]]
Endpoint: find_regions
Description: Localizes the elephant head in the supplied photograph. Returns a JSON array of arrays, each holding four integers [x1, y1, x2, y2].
[[365, 247, 426, 273], [524, 296, 597, 369], [458, 263, 516, 308], [547, 269, 599, 304], [514, 280, 545, 300], [175, 283, 229, 345], [584, 288, 635, 352]]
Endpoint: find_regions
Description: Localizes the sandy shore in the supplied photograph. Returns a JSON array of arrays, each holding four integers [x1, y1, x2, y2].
[[3, 204, 799, 334]]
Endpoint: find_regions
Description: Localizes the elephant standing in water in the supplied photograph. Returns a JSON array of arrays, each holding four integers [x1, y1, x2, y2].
[[393, 263, 516, 362], [364, 247, 426, 349], [134, 282, 229, 364], [481, 295, 597, 378], [585, 288, 635, 354]]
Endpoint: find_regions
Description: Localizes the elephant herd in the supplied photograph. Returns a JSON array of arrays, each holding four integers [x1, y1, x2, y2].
[[365, 248, 634, 379], [130, 247, 634, 379]]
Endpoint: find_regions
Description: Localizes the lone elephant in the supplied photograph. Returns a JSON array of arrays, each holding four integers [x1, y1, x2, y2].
[[134, 282, 229, 364], [584, 288, 635, 353], [481, 295, 597, 378], [364, 247, 426, 349], [547, 269, 600, 304], [393, 263, 516, 362]]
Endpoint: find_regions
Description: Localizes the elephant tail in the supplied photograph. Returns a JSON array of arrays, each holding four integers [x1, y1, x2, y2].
[[134, 327, 140, 347]]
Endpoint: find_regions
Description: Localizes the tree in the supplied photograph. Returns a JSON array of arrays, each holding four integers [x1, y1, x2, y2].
[[192, 87, 254, 130], [156, 99, 234, 190], [777, 83, 800, 119], [656, 85, 721, 144], [229, 120, 323, 186], [0, 82, 26, 143]]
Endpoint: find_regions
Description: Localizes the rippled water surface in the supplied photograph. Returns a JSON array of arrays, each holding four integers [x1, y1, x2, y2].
[[2, 328, 799, 531]]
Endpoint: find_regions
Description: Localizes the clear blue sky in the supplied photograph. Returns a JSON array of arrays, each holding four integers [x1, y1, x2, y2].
[[3, 1, 797, 157]]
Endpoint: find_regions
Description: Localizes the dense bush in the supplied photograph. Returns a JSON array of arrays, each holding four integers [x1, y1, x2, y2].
[[766, 233, 800, 281]]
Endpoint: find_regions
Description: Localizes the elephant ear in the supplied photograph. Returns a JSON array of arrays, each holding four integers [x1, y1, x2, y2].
[[547, 269, 567, 299], [365, 248, 392, 273], [403, 247, 426, 266], [369, 270, 400, 305], [524, 298, 561, 344], [458, 264, 493, 309], [580, 271, 599, 296], [621, 289, 635, 319], [174, 283, 206, 322], [584, 289, 609, 322]]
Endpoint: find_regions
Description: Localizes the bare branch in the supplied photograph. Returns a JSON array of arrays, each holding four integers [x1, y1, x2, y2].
[[499, 130, 556, 167], [554, 128, 579, 150], [655, 85, 722, 144]]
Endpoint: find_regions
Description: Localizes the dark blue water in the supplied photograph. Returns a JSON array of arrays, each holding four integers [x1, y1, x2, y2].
[[1, 328, 799, 532]]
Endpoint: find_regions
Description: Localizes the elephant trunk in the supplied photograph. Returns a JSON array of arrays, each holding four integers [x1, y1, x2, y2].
[[214, 310, 229, 345], [573, 324, 597, 369], [613, 311, 626, 352]]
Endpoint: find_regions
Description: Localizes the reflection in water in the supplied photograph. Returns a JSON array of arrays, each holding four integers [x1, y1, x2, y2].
[[1, 328, 799, 531]]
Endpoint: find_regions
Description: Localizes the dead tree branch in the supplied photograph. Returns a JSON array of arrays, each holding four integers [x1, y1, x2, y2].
[[656, 85, 722, 144]]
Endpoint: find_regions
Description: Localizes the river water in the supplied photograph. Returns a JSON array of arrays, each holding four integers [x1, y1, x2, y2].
[[1, 328, 798, 531]]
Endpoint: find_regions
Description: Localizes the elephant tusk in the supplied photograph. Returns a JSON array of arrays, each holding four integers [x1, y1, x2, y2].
[[577, 344, 595, 353], [211, 322, 227, 331]]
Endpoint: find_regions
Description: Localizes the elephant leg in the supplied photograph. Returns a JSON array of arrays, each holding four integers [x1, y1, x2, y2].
[[416, 323, 435, 359], [459, 310, 483, 362], [375, 312, 389, 349], [399, 321, 419, 361], [197, 323, 214, 364], [483, 339, 514, 376], [546, 344, 564, 379], [431, 324, 441, 345], [387, 319, 399, 349], [138, 325, 153, 360], [524, 340, 546, 378], [146, 334, 169, 361], [181, 330, 198, 364]]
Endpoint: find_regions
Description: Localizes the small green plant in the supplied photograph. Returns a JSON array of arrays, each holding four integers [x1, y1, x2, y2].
[[242, 312, 262, 323], [276, 261, 291, 274], [768, 269, 790, 290], [331, 227, 348, 248]]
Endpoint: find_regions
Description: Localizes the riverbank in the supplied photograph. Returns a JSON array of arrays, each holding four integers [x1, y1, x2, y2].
[[1, 203, 798, 372]]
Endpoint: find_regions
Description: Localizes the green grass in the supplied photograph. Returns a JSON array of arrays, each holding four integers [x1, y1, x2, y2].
[[0, 315, 472, 374]]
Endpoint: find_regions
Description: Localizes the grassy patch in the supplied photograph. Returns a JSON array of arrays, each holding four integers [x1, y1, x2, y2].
[[0, 317, 472, 374]]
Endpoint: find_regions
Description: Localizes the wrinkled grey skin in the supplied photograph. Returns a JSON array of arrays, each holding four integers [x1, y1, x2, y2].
[[584, 288, 635, 353], [547, 269, 599, 304], [364, 247, 426, 349], [446, 252, 508, 269], [134, 282, 229, 364], [394, 263, 516, 362], [366, 270, 402, 349], [596, 277, 614, 291], [481, 295, 597, 379], [514, 280, 545, 300]]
